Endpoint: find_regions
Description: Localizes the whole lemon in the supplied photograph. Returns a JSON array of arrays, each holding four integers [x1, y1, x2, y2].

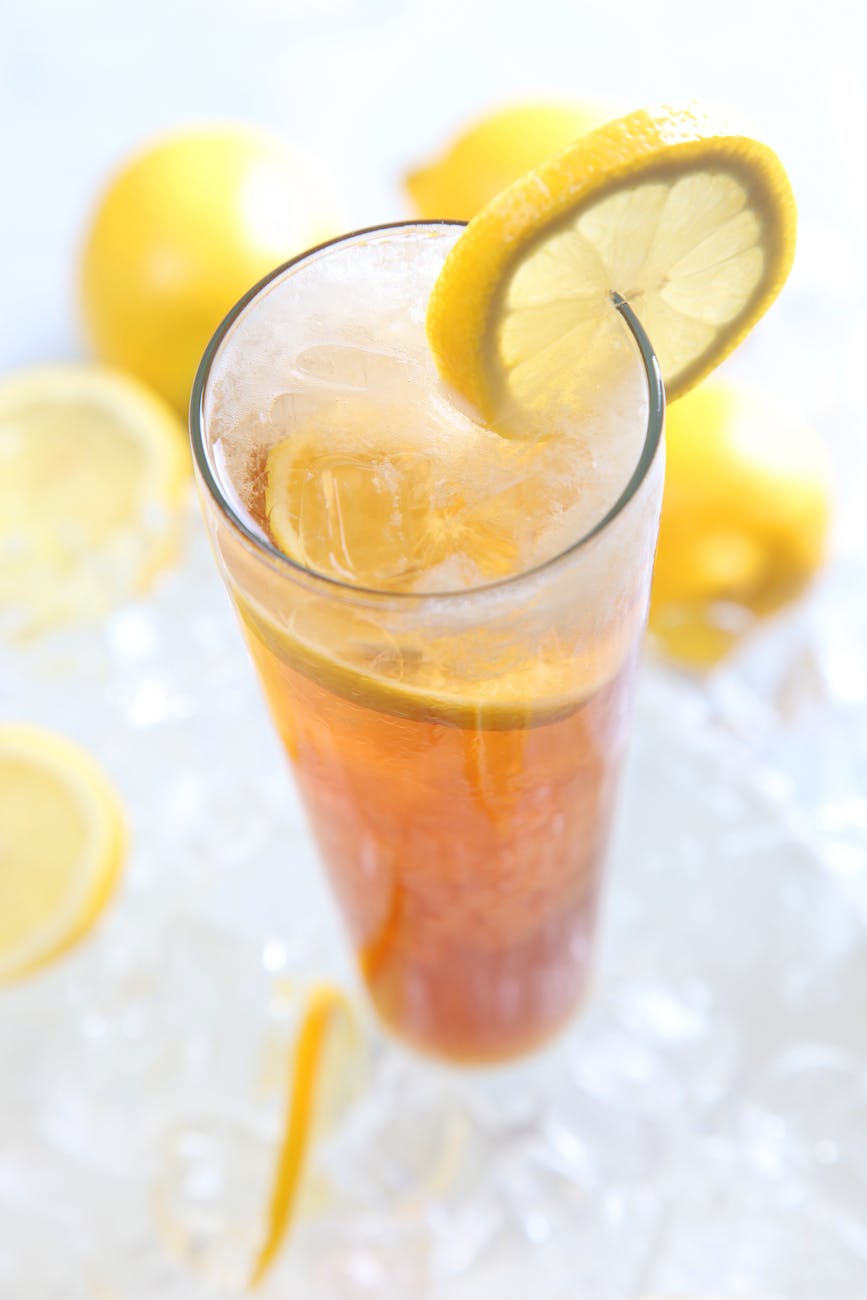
[[80, 126, 343, 413], [650, 380, 832, 666], [405, 101, 611, 221]]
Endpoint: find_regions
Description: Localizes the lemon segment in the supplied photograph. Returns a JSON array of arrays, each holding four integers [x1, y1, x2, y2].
[[250, 985, 362, 1287], [0, 364, 188, 636], [0, 726, 125, 981], [405, 101, 610, 221], [426, 103, 797, 430]]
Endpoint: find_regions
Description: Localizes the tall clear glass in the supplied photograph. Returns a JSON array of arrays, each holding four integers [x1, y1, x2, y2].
[[190, 222, 664, 1066]]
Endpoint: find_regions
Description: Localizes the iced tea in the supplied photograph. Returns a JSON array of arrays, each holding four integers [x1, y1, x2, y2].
[[192, 224, 663, 1063]]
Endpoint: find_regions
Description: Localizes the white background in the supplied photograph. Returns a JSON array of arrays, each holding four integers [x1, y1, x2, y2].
[[1, 0, 865, 417]]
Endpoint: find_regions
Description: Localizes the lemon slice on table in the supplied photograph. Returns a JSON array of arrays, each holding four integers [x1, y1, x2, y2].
[[0, 725, 126, 982], [649, 378, 832, 665], [0, 365, 188, 636], [251, 984, 363, 1288], [426, 102, 796, 429]]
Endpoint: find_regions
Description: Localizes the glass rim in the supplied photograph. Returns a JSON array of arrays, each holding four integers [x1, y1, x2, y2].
[[189, 219, 664, 604]]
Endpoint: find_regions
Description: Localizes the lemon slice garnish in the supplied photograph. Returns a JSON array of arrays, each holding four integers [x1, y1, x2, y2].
[[426, 102, 796, 429], [0, 725, 126, 981], [0, 364, 188, 636], [250, 984, 362, 1288]]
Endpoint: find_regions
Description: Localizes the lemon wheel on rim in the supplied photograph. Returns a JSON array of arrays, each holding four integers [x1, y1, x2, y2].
[[426, 102, 797, 431]]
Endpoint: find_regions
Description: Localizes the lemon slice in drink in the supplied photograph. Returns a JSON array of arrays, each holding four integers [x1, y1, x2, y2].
[[0, 725, 126, 981], [0, 365, 188, 636], [264, 409, 526, 590], [251, 984, 363, 1287], [426, 102, 796, 428]]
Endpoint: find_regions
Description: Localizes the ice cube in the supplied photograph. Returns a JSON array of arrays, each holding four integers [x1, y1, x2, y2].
[[291, 343, 414, 396]]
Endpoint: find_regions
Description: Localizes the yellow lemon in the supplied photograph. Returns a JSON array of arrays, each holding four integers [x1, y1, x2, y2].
[[0, 364, 188, 637], [649, 379, 831, 665], [80, 126, 343, 413], [405, 101, 611, 221], [426, 102, 797, 431], [0, 725, 126, 981], [251, 984, 363, 1287]]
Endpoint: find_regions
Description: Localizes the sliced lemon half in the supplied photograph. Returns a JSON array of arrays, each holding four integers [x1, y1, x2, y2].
[[0, 725, 126, 982], [250, 984, 363, 1288], [426, 102, 797, 429], [0, 364, 189, 636]]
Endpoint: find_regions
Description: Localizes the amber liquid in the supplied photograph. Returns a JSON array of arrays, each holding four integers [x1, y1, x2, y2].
[[239, 599, 634, 1064]]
